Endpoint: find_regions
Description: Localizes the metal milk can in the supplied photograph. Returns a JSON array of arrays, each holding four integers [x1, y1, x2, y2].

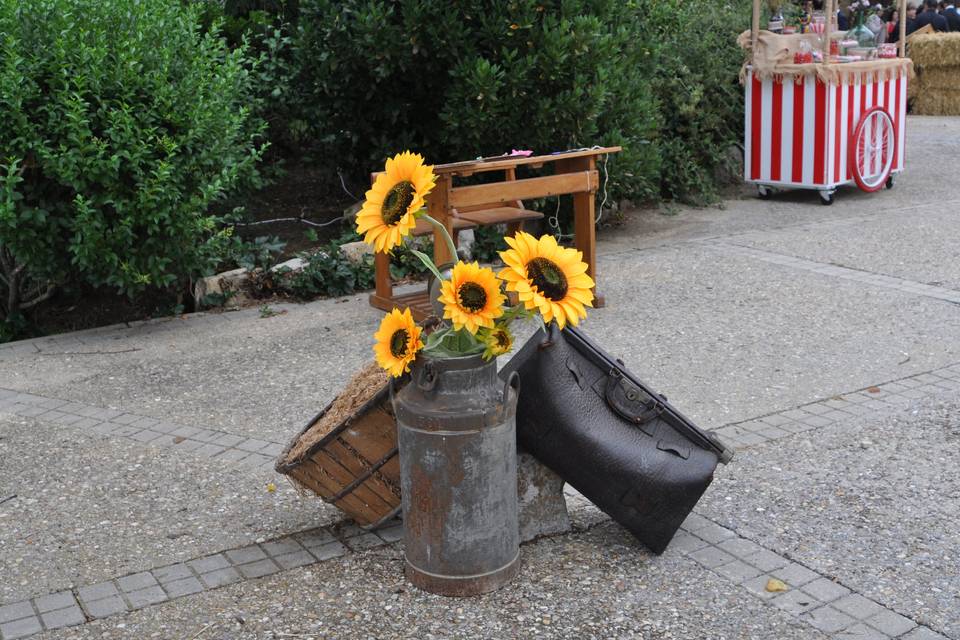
[[392, 352, 520, 596]]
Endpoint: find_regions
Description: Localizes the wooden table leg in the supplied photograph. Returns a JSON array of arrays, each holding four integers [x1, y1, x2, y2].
[[368, 251, 395, 313], [558, 157, 604, 308], [428, 175, 456, 267]]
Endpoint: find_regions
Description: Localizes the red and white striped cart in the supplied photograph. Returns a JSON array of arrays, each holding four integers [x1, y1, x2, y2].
[[743, 0, 912, 204]]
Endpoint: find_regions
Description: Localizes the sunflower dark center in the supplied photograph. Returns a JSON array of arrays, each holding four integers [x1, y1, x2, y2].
[[389, 329, 409, 358], [494, 330, 510, 348], [458, 282, 487, 312], [526, 257, 568, 301], [381, 181, 415, 225]]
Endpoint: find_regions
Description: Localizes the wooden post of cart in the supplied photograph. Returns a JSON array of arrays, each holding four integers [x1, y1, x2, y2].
[[369, 147, 621, 321]]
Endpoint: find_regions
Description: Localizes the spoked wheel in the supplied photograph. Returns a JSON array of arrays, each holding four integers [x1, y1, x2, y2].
[[849, 106, 896, 193]]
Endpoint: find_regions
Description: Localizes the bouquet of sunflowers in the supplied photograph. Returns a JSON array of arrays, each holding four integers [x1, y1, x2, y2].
[[358, 152, 595, 377]]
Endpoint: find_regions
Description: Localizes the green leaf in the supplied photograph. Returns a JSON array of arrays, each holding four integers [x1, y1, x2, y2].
[[409, 248, 444, 283]]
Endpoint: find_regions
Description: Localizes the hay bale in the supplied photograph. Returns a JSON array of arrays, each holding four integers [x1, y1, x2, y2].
[[912, 88, 960, 115], [918, 68, 958, 90], [910, 32, 960, 68]]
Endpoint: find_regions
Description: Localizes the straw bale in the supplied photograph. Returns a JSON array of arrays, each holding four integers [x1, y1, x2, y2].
[[911, 88, 960, 115], [909, 33, 960, 69], [918, 68, 960, 90]]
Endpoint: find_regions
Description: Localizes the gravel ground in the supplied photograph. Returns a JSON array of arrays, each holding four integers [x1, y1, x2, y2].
[[34, 523, 825, 640], [582, 244, 960, 429], [696, 394, 960, 638], [0, 412, 330, 603]]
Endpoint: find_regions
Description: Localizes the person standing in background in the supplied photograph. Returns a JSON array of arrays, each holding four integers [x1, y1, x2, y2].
[[912, 0, 949, 30], [942, 0, 960, 30]]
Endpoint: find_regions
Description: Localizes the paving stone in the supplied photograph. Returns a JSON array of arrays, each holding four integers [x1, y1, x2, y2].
[[274, 550, 317, 570], [34, 591, 76, 613], [151, 421, 181, 434], [308, 541, 349, 561], [129, 429, 163, 443], [770, 589, 819, 615], [295, 529, 338, 549], [213, 448, 250, 463], [865, 609, 918, 637], [162, 576, 204, 598], [52, 413, 84, 426], [39, 605, 85, 630], [261, 538, 304, 558], [772, 562, 821, 586], [803, 577, 852, 603], [714, 559, 762, 583], [346, 532, 385, 551], [111, 413, 140, 425], [901, 627, 949, 640], [740, 574, 782, 600], [0, 601, 34, 623], [213, 433, 244, 447], [801, 403, 833, 415], [717, 537, 765, 559], [691, 522, 736, 544], [259, 442, 284, 456], [679, 513, 712, 532], [832, 594, 886, 620], [81, 595, 128, 619], [803, 605, 857, 633], [664, 531, 708, 555], [801, 414, 833, 428], [688, 545, 736, 569], [743, 549, 790, 572], [77, 582, 119, 603], [153, 563, 194, 584], [173, 438, 206, 452], [758, 413, 793, 426], [117, 571, 158, 593], [188, 554, 230, 574], [836, 622, 890, 640], [130, 416, 160, 428], [125, 585, 167, 609], [199, 567, 242, 589], [193, 443, 227, 458], [237, 438, 272, 452], [331, 522, 366, 539], [735, 432, 769, 446], [226, 545, 268, 565], [169, 426, 200, 438], [739, 419, 768, 433], [237, 559, 280, 579], [241, 453, 273, 467], [0, 616, 42, 639], [375, 524, 404, 544]]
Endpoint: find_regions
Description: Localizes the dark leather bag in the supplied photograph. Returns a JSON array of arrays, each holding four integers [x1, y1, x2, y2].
[[500, 324, 734, 554]]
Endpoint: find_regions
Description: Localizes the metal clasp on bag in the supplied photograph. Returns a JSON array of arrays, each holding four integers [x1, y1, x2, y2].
[[604, 369, 665, 431]]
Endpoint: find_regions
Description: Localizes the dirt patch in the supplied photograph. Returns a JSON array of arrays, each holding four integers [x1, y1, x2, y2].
[[283, 362, 390, 464]]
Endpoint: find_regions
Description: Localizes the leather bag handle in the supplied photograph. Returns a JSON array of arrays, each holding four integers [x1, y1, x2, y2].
[[604, 369, 665, 432]]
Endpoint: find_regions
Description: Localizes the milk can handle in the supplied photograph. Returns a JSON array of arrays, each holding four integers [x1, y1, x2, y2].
[[503, 370, 521, 404]]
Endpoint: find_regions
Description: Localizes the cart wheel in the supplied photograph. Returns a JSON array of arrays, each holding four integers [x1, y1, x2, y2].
[[757, 185, 772, 200], [849, 106, 896, 193], [819, 190, 834, 206], [885, 175, 895, 190]]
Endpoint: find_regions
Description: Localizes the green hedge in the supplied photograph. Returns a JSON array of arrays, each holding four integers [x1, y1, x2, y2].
[[0, 0, 265, 332], [260, 0, 748, 204]]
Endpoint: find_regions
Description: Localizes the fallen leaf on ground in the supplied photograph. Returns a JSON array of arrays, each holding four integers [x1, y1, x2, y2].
[[765, 578, 789, 592], [867, 386, 881, 393], [266, 482, 276, 493]]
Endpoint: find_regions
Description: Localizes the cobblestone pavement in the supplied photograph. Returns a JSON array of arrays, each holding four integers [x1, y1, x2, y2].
[[1, 116, 959, 639]]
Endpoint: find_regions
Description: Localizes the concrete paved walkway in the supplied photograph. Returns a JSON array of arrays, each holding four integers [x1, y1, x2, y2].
[[1, 116, 958, 639]]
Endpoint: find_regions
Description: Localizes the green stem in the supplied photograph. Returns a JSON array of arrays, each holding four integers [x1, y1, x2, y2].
[[418, 212, 460, 265]]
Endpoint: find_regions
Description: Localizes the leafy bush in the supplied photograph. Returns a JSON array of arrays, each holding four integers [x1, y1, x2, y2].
[[637, 0, 748, 203], [0, 0, 265, 331], [293, 0, 662, 202], [283, 0, 747, 204], [285, 245, 375, 299]]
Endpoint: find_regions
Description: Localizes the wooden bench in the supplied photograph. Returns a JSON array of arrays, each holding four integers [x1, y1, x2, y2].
[[369, 147, 621, 320]]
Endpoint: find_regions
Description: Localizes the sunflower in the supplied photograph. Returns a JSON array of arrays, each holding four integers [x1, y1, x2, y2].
[[437, 261, 506, 334], [356, 151, 437, 253], [498, 232, 594, 329], [480, 325, 514, 360], [373, 307, 423, 377]]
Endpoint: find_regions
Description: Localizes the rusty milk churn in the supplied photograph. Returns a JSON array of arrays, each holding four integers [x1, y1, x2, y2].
[[392, 352, 521, 596]]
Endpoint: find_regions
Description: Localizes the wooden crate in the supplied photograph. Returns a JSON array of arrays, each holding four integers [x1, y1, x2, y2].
[[275, 382, 401, 529]]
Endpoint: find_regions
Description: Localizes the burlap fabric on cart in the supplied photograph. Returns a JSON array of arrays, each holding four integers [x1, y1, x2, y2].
[[738, 30, 914, 84]]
